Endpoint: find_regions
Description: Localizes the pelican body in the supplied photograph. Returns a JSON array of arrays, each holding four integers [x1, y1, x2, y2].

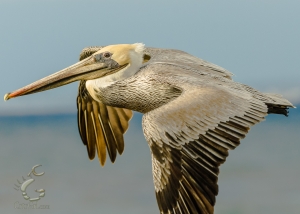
[[4, 44, 294, 214]]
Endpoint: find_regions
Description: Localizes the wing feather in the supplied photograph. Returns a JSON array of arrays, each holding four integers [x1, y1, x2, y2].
[[86, 102, 96, 159], [115, 108, 133, 133], [143, 85, 268, 214], [91, 100, 107, 165], [77, 96, 88, 146], [97, 102, 118, 162], [76, 47, 133, 165], [107, 106, 125, 154]]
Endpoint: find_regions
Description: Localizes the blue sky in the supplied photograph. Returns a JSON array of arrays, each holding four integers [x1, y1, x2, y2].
[[0, 2, 299, 213], [1, 0, 299, 115]]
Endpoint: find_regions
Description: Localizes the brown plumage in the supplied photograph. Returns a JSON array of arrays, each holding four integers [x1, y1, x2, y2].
[[77, 79, 132, 165], [5, 44, 295, 214]]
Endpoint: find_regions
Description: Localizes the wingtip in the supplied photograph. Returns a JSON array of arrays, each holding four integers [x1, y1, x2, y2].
[[99, 159, 106, 167]]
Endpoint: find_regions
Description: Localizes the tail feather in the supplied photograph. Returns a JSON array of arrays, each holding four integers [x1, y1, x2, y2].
[[264, 93, 295, 117], [267, 104, 289, 116]]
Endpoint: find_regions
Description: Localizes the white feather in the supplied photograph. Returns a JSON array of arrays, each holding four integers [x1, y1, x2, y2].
[[86, 43, 144, 101]]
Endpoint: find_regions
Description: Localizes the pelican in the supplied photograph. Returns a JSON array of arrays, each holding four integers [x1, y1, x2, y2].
[[4, 43, 294, 214]]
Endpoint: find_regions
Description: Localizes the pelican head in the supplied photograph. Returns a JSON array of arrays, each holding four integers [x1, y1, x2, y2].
[[4, 43, 145, 101]]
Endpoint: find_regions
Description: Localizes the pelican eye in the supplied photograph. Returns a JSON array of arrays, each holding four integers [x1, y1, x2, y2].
[[103, 52, 111, 58]]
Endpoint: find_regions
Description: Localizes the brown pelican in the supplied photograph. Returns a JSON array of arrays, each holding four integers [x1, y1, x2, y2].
[[4, 43, 294, 214]]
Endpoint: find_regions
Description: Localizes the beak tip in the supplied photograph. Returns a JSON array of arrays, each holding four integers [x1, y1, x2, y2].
[[4, 93, 11, 101]]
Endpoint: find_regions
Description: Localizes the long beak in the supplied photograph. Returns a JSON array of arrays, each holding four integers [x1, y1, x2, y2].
[[4, 56, 109, 101]]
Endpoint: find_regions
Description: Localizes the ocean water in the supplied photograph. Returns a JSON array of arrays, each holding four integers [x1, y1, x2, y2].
[[0, 109, 299, 214]]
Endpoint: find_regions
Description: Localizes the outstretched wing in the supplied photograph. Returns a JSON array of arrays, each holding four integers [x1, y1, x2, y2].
[[142, 84, 268, 214], [77, 47, 133, 166]]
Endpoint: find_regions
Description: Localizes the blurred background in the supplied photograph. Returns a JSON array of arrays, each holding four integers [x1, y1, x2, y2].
[[0, 1, 299, 213]]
